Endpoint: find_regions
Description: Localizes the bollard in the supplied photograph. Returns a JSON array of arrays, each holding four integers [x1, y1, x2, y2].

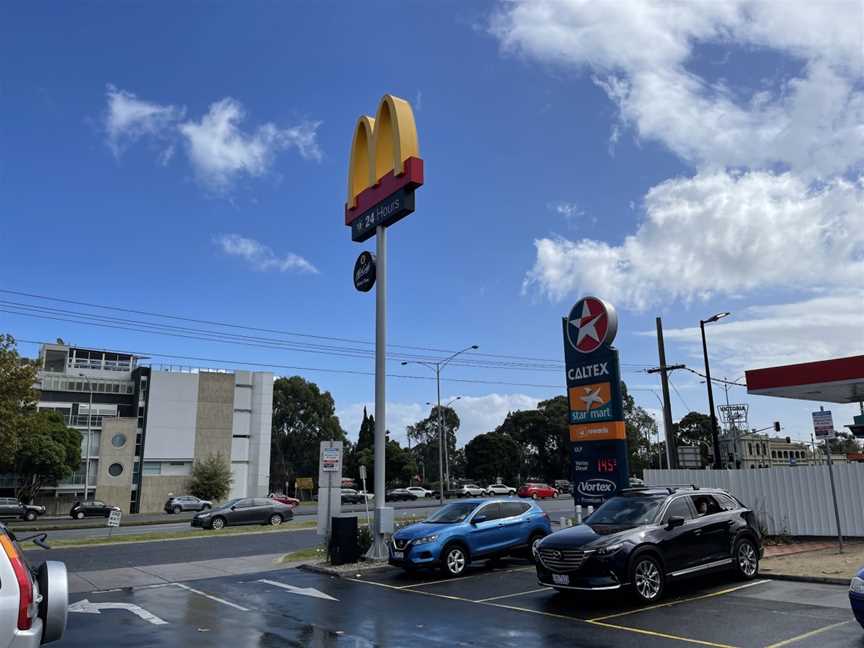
[[575, 505, 582, 524], [587, 505, 594, 517]]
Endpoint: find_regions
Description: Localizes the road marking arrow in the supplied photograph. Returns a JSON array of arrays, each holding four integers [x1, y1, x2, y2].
[[257, 579, 338, 601], [68, 599, 168, 625]]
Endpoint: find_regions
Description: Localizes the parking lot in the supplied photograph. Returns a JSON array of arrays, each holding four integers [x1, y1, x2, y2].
[[55, 559, 862, 648]]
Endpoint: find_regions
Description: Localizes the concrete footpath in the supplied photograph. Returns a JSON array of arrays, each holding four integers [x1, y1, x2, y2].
[[67, 553, 297, 593]]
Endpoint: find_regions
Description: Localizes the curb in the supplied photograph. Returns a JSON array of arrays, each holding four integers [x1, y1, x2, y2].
[[761, 572, 850, 586], [298, 561, 391, 578], [11, 516, 195, 533]]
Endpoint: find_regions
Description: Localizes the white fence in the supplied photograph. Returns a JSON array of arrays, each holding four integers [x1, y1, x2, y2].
[[644, 465, 864, 537]]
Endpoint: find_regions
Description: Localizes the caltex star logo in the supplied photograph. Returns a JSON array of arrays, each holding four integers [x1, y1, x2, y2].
[[567, 296, 618, 353]]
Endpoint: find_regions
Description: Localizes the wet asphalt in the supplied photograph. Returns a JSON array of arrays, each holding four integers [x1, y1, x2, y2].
[[52, 560, 862, 648]]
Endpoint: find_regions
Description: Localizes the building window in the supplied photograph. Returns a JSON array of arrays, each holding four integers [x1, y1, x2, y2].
[[108, 463, 124, 477], [111, 433, 127, 448], [142, 462, 161, 475], [772, 451, 777, 458], [748, 443, 752, 455]]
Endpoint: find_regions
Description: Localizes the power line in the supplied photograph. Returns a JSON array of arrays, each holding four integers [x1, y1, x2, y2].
[[669, 376, 692, 412], [682, 366, 746, 387], [12, 337, 566, 390], [0, 288, 587, 366]]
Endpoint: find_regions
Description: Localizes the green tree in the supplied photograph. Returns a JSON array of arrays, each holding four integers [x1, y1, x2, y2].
[[621, 382, 658, 477], [674, 411, 713, 465], [406, 406, 460, 485], [356, 407, 375, 455], [354, 437, 418, 487], [14, 411, 81, 503], [465, 431, 522, 485], [190, 453, 233, 501], [0, 334, 38, 470], [495, 396, 569, 483], [269, 376, 346, 493]]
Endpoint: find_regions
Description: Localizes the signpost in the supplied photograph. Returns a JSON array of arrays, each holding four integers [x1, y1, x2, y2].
[[359, 464, 371, 529], [563, 296, 629, 507], [345, 94, 424, 559], [316, 441, 343, 539], [107, 508, 121, 539], [813, 407, 843, 552]]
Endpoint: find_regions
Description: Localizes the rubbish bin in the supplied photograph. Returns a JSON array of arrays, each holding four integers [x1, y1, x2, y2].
[[329, 515, 359, 565]]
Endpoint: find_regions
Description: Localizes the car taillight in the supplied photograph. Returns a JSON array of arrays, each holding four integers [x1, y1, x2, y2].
[[0, 534, 34, 630]]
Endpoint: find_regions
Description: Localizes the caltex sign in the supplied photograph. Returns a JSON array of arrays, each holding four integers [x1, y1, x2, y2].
[[562, 296, 629, 507]]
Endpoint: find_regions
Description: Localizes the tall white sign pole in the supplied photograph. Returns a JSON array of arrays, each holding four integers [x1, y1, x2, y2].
[[371, 225, 388, 559]]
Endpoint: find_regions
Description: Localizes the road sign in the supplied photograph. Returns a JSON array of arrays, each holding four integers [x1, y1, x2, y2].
[[107, 509, 121, 528], [813, 410, 835, 439], [359, 464, 367, 481], [353, 251, 376, 292], [321, 446, 342, 473]]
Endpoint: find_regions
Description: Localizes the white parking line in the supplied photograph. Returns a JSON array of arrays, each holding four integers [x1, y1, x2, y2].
[[476, 587, 551, 602], [172, 583, 250, 611], [399, 566, 535, 589]]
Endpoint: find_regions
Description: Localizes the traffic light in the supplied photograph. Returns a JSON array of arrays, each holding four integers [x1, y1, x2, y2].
[[773, 421, 781, 432]]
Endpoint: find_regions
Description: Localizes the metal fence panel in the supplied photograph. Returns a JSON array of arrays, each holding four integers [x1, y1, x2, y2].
[[644, 465, 864, 537]]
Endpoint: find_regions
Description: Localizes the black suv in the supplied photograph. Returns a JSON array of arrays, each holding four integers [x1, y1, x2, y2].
[[535, 487, 762, 603]]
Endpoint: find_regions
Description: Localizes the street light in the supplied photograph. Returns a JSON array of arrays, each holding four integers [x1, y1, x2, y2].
[[699, 312, 730, 469], [403, 345, 478, 504], [427, 397, 461, 490]]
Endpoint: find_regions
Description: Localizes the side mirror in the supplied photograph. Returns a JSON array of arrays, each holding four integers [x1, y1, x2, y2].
[[230, 505, 237, 511], [472, 514, 488, 525], [666, 516, 685, 529]]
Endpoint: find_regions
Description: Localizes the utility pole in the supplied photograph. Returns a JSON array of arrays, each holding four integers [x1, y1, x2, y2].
[[647, 318, 685, 469]]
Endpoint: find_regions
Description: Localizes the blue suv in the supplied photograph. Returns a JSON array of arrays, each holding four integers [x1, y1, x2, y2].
[[389, 499, 551, 576]]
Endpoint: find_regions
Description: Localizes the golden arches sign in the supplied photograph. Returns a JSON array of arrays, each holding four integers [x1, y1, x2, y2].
[[344, 95, 423, 242], [347, 94, 420, 210]]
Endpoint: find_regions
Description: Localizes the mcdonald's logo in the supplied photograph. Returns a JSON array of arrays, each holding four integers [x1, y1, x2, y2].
[[345, 94, 424, 242]]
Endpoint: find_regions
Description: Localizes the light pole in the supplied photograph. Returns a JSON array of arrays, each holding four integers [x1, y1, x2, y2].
[[403, 345, 478, 505], [78, 374, 94, 500], [699, 312, 730, 469], [427, 397, 461, 491]]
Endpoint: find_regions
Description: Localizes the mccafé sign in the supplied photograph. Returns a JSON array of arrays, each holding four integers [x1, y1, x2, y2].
[[345, 94, 424, 242]]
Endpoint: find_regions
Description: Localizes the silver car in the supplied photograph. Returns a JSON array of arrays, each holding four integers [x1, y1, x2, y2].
[[164, 495, 212, 514], [0, 524, 67, 647]]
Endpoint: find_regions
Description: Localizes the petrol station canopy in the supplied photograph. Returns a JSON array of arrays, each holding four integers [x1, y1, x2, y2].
[[746, 355, 864, 404]]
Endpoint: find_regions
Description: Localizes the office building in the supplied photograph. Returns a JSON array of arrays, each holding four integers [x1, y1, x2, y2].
[[25, 342, 272, 514]]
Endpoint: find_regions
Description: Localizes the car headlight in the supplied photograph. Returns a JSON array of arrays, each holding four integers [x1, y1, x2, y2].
[[198, 512, 211, 518], [413, 535, 439, 545], [596, 543, 623, 556], [850, 576, 864, 594]]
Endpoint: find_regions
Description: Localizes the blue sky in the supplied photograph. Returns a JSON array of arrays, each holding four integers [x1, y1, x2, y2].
[[2, 2, 862, 449]]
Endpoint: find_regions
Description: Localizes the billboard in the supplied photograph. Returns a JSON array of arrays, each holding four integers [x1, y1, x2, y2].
[[563, 296, 629, 507]]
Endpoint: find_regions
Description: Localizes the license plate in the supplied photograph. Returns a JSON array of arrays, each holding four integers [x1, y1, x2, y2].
[[552, 574, 569, 586], [393, 551, 404, 560]]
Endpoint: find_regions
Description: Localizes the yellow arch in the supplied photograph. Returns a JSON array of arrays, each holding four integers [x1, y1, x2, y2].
[[347, 94, 420, 208]]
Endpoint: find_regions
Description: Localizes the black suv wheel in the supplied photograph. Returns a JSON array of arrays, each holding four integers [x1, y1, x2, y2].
[[631, 554, 664, 603], [734, 538, 759, 579]]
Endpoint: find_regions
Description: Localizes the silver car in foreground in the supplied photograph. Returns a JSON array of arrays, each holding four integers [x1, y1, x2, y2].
[[0, 523, 67, 647]]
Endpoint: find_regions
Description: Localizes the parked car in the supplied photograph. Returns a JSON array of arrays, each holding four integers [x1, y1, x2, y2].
[[517, 483, 558, 500], [452, 484, 485, 498], [0, 522, 68, 646], [850, 567, 864, 628], [387, 488, 415, 502], [553, 480, 572, 495], [191, 497, 294, 530], [268, 493, 300, 508], [534, 486, 762, 603], [341, 488, 374, 504], [406, 486, 434, 499], [629, 476, 646, 487], [484, 484, 516, 496], [0, 498, 46, 522], [164, 495, 212, 514], [389, 499, 551, 576], [69, 500, 120, 519]]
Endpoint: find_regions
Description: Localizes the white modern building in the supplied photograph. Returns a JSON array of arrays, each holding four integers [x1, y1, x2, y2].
[[19, 342, 273, 514]]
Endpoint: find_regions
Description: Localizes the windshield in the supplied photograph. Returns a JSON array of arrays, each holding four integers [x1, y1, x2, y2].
[[585, 495, 665, 526], [425, 502, 477, 524]]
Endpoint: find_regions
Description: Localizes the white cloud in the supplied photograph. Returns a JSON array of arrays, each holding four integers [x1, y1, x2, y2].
[[214, 233, 318, 274], [525, 171, 864, 309], [179, 99, 322, 191], [547, 201, 588, 225], [491, 1, 864, 178], [650, 292, 864, 377], [103, 86, 322, 192], [338, 393, 544, 447], [104, 85, 184, 156]]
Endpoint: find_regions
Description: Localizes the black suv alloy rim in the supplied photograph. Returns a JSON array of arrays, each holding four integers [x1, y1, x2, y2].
[[634, 559, 661, 600]]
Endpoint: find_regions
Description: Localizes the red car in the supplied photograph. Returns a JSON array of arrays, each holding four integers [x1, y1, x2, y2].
[[517, 483, 558, 500], [268, 494, 300, 509]]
